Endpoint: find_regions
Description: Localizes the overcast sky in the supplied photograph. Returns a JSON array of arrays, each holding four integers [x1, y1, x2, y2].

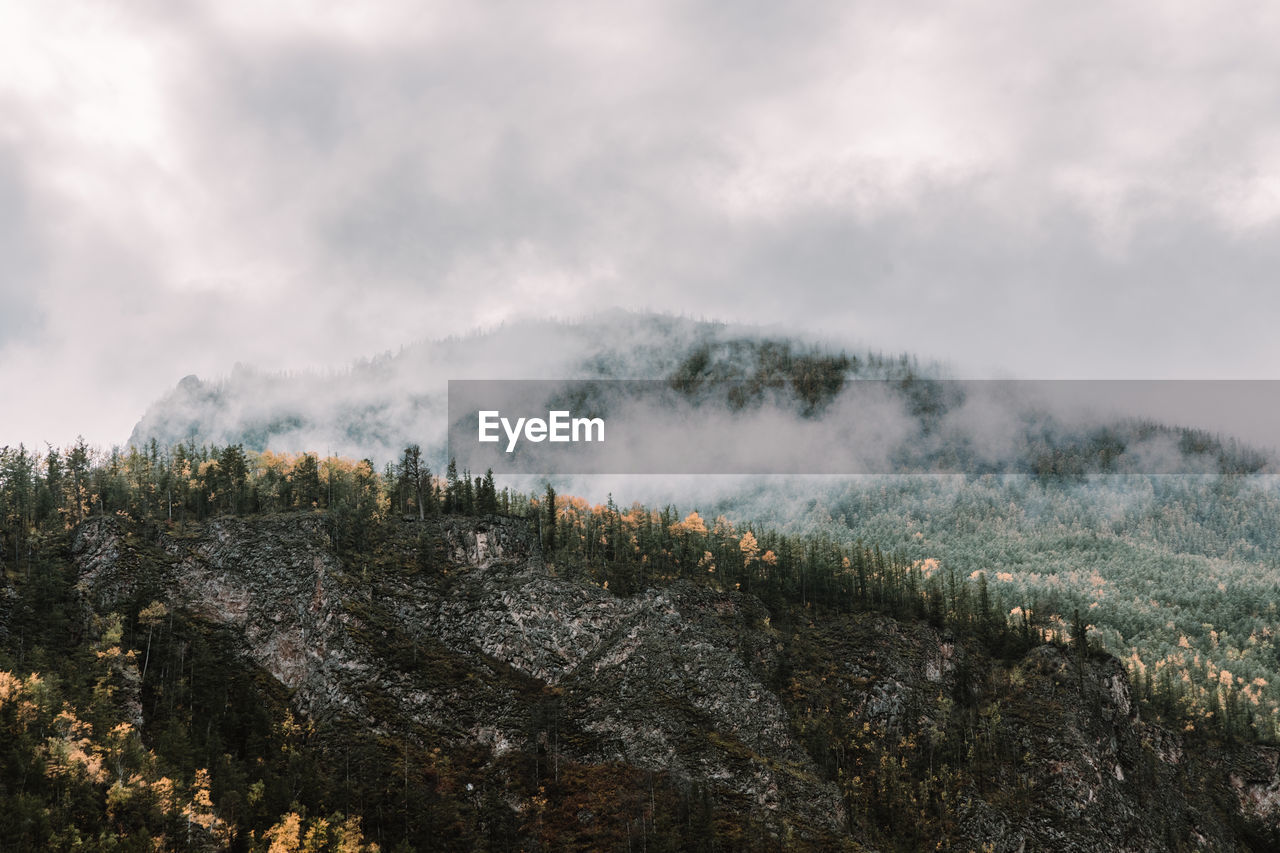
[[5, 1, 1280, 448]]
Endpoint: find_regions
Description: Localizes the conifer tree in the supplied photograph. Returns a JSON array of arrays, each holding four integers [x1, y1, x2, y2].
[[445, 459, 460, 514], [544, 484, 557, 554], [398, 445, 426, 520]]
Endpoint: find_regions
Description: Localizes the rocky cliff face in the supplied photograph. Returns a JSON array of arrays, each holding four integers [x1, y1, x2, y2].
[[68, 514, 1280, 851]]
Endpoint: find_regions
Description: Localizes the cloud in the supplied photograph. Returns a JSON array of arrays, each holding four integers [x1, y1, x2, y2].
[[0, 143, 46, 349], [5, 0, 1280, 448]]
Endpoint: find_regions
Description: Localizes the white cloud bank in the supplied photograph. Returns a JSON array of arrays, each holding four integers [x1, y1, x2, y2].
[[5, 0, 1280, 448]]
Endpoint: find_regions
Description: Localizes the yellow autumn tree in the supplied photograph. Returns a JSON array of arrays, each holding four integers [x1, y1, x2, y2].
[[675, 511, 707, 537], [0, 670, 18, 708], [186, 767, 230, 845], [739, 530, 760, 567], [263, 811, 303, 853], [259, 810, 379, 853]]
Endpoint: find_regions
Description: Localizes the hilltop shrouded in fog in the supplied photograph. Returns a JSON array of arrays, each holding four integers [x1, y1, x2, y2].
[[130, 313, 1273, 481], [128, 313, 915, 463]]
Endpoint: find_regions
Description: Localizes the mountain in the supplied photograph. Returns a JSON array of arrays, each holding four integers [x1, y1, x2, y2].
[[2, 510, 1278, 850], [129, 313, 1269, 480], [127, 313, 861, 461], [12, 314, 1280, 848]]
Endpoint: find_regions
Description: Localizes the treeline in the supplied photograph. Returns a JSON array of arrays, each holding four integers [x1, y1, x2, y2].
[[0, 441, 515, 566], [537, 489, 1043, 661]]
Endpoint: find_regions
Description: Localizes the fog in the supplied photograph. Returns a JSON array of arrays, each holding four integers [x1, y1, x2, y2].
[[128, 313, 1278, 512]]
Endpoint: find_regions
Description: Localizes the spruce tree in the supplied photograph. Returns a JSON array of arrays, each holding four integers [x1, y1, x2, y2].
[[544, 484, 557, 554]]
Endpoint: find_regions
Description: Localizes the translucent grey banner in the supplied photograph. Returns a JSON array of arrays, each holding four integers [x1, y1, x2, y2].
[[447, 379, 1279, 475]]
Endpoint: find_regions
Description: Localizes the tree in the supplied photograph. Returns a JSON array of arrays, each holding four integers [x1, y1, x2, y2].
[[976, 572, 994, 642], [462, 470, 474, 514], [291, 454, 322, 510], [67, 437, 92, 523], [40, 445, 64, 525], [1071, 608, 1088, 654], [444, 459, 460, 514], [543, 484, 557, 554], [218, 445, 248, 514], [397, 445, 426, 520], [479, 469, 497, 514], [0, 445, 36, 572]]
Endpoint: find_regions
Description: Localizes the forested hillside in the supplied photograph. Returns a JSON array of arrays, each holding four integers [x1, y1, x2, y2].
[[4, 441, 1280, 849], [723, 473, 1280, 744], [6, 440, 1279, 745]]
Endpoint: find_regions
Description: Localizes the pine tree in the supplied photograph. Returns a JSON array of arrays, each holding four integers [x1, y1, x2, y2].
[[445, 459, 460, 514], [480, 469, 497, 514], [398, 445, 426, 520], [67, 437, 91, 523], [218, 444, 248, 514], [543, 484, 557, 554], [1072, 608, 1088, 696], [292, 453, 322, 510], [976, 572, 994, 643]]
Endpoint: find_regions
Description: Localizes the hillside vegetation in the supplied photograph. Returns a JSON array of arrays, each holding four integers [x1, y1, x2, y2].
[[3, 442, 1280, 849]]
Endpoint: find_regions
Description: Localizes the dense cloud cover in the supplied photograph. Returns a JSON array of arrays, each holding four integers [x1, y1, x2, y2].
[[128, 314, 1276, 498], [6, 2, 1280, 447]]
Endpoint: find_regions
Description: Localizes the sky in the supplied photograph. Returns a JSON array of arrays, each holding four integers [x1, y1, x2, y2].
[[5, 0, 1280, 449]]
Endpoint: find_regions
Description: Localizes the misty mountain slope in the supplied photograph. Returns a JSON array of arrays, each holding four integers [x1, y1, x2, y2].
[[128, 313, 904, 462], [129, 312, 1269, 484]]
